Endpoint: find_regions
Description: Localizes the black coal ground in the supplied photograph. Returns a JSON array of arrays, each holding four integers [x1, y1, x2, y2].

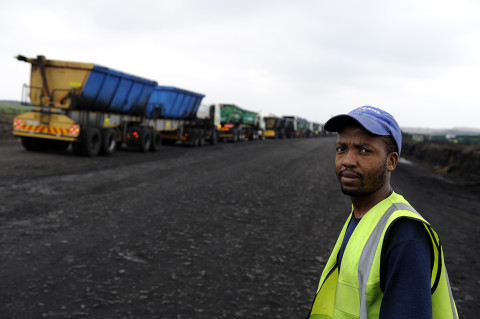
[[0, 137, 478, 318]]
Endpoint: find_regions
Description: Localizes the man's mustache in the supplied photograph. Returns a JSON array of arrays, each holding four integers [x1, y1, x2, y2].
[[338, 169, 363, 179]]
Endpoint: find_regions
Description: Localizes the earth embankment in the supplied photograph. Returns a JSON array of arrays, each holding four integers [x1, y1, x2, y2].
[[402, 139, 480, 185]]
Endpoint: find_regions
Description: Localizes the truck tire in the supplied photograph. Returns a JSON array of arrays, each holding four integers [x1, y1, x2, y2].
[[210, 130, 217, 145], [100, 128, 117, 156], [150, 130, 161, 152], [232, 130, 238, 143], [81, 127, 101, 157], [139, 128, 152, 153], [193, 137, 200, 147], [116, 139, 123, 150]]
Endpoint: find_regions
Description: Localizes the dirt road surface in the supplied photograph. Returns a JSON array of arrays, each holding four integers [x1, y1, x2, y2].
[[0, 137, 478, 318]]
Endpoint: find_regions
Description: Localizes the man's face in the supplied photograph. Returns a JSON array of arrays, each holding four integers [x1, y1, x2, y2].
[[335, 125, 391, 197]]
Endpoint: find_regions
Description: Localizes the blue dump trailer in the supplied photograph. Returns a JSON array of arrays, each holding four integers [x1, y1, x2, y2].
[[146, 86, 204, 119], [147, 86, 220, 146], [76, 66, 158, 116], [12, 55, 218, 156]]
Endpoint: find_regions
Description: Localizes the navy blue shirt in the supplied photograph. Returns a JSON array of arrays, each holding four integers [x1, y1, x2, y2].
[[338, 214, 433, 319]]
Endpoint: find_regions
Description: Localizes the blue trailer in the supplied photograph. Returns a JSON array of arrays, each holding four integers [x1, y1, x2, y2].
[[146, 86, 219, 146], [146, 86, 204, 119], [13, 55, 216, 156], [75, 66, 157, 116]]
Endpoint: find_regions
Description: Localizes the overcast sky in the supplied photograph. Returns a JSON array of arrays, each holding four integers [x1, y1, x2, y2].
[[1, 0, 479, 129]]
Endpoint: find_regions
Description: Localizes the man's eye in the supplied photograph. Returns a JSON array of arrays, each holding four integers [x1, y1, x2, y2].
[[360, 148, 370, 153], [336, 147, 345, 152]]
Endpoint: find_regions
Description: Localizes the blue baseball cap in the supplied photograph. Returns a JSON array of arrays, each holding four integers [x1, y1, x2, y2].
[[324, 106, 402, 155]]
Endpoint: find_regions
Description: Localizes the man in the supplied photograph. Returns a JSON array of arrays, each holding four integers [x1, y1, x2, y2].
[[308, 106, 458, 319]]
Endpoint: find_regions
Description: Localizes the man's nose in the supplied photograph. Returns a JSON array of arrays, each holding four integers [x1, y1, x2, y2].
[[342, 150, 357, 168]]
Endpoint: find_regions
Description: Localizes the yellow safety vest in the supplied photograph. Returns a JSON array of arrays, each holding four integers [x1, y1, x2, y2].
[[309, 192, 458, 319]]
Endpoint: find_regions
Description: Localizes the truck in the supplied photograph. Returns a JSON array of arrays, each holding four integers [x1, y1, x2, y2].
[[297, 118, 310, 137], [283, 116, 312, 138], [263, 115, 286, 139], [174, 103, 220, 146], [282, 116, 298, 138], [218, 104, 264, 142], [242, 109, 265, 141], [147, 86, 219, 146], [12, 55, 215, 156], [312, 122, 323, 137]]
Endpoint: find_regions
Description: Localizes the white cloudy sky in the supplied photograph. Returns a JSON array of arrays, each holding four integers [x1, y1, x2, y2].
[[1, 0, 479, 129]]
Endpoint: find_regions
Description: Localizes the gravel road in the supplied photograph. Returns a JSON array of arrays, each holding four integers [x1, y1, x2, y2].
[[0, 137, 478, 318]]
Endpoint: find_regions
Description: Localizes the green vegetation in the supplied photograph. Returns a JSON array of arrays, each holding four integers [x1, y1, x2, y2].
[[0, 101, 30, 138], [0, 100, 30, 114], [403, 132, 480, 146]]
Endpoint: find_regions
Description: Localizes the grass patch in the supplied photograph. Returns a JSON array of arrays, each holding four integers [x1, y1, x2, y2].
[[0, 102, 30, 137], [0, 102, 30, 115]]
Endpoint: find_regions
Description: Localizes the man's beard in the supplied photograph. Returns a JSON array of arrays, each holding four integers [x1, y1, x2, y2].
[[338, 161, 388, 197]]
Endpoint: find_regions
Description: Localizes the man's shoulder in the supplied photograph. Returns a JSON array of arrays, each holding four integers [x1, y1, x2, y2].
[[386, 217, 429, 244], [386, 191, 411, 207]]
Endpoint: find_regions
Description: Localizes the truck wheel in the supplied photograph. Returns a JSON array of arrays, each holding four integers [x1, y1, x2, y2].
[[210, 130, 217, 145], [150, 130, 161, 152], [81, 127, 101, 157], [116, 139, 124, 150], [139, 129, 152, 153], [100, 128, 117, 156], [193, 137, 200, 147]]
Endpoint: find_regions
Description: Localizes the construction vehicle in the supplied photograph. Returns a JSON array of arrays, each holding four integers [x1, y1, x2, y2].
[[283, 116, 298, 138], [12, 55, 211, 156], [312, 122, 323, 137], [242, 109, 265, 141], [159, 102, 220, 146], [297, 118, 310, 137], [148, 87, 219, 146], [181, 103, 221, 146], [264, 115, 286, 139], [283, 116, 314, 138], [218, 104, 264, 142]]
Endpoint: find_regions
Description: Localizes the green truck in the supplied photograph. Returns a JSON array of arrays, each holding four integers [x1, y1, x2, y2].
[[297, 118, 310, 137], [218, 104, 265, 142], [312, 122, 323, 137]]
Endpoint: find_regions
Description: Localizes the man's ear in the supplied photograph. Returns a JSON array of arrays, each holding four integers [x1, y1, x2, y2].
[[387, 152, 399, 172]]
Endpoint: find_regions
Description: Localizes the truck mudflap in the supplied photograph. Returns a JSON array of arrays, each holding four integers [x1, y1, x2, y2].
[[264, 130, 276, 138], [218, 126, 231, 136], [13, 111, 80, 142], [160, 128, 182, 141]]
